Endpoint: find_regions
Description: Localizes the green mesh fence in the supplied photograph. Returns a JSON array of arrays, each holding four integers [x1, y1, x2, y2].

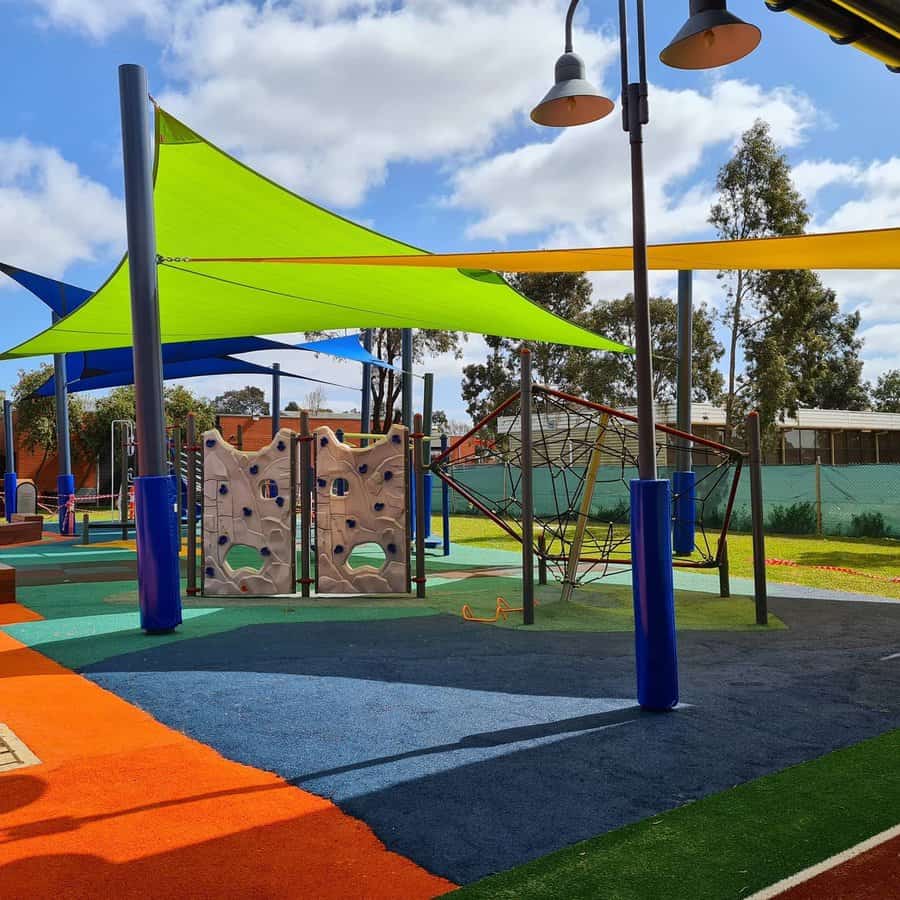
[[434, 463, 900, 539]]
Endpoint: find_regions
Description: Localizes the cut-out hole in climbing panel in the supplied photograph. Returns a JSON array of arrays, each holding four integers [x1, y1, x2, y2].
[[224, 544, 264, 573], [346, 542, 388, 571], [331, 477, 350, 497], [259, 479, 279, 499]]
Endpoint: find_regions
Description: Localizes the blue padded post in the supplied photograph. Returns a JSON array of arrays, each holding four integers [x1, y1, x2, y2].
[[57, 473, 76, 535], [630, 478, 678, 711], [672, 470, 696, 555], [423, 471, 433, 538], [3, 473, 16, 522], [135, 474, 182, 632]]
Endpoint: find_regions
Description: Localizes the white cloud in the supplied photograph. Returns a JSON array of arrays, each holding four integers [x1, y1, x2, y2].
[[446, 79, 817, 245], [0, 137, 123, 277], [26, 0, 177, 40]]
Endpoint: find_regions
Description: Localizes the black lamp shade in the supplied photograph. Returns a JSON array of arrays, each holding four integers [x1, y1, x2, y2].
[[660, 0, 761, 70], [531, 52, 615, 127]]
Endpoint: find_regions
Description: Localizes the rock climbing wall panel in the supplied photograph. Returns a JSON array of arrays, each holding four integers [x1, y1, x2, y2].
[[315, 424, 410, 595], [202, 428, 295, 596]]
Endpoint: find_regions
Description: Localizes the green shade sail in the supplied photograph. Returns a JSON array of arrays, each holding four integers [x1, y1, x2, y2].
[[2, 107, 627, 360]]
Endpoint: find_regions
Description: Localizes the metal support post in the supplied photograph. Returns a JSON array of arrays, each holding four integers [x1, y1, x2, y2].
[[537, 532, 548, 586], [186, 413, 198, 596], [718, 539, 730, 598], [747, 411, 768, 626], [3, 399, 16, 522], [413, 413, 427, 599], [289, 432, 298, 591], [120, 427, 130, 542], [673, 269, 696, 555], [53, 322, 76, 535], [360, 329, 373, 447], [440, 433, 451, 556], [271, 362, 281, 437], [119, 63, 182, 632], [82, 513, 90, 546], [520, 348, 535, 625], [174, 425, 183, 532], [299, 411, 312, 598], [401, 329, 413, 429]]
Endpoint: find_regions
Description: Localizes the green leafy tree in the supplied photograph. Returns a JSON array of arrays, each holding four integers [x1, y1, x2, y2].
[[873, 370, 900, 412], [284, 400, 300, 412], [11, 364, 88, 481], [567, 295, 724, 407], [430, 409, 450, 432], [710, 119, 867, 435], [461, 334, 519, 426], [214, 385, 269, 416]]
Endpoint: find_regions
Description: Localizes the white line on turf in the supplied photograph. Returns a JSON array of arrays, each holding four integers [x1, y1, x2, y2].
[[746, 823, 900, 899], [881, 652, 900, 661]]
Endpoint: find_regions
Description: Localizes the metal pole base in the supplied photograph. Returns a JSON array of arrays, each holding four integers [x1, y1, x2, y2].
[[57, 473, 76, 535], [672, 470, 696, 556], [630, 479, 678, 711], [135, 474, 183, 633], [3, 472, 17, 522]]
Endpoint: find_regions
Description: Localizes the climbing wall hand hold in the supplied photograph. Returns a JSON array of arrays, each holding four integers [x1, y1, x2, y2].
[[374, 502, 385, 512], [206, 439, 216, 448], [335, 545, 344, 554], [391, 434, 402, 444], [317, 478, 327, 488], [249, 464, 259, 475], [277, 440, 286, 452], [384, 471, 393, 481], [219, 484, 229, 495], [205, 566, 215, 577], [275, 496, 285, 507], [387, 543, 397, 554], [320, 436, 329, 447], [242, 507, 252, 517], [260, 546, 271, 557], [358, 464, 368, 474], [218, 535, 229, 546], [346, 518, 356, 528]]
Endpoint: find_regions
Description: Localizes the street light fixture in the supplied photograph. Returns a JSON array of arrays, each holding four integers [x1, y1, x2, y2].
[[530, 0, 760, 711]]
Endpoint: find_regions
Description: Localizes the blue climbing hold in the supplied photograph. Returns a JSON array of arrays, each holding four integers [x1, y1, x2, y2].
[[387, 543, 397, 554], [249, 464, 259, 475], [346, 518, 356, 528], [317, 478, 327, 488], [358, 464, 368, 474], [205, 566, 215, 577], [277, 440, 286, 451], [335, 544, 344, 554], [275, 496, 285, 507], [391, 434, 401, 444], [218, 535, 228, 546], [260, 546, 271, 557], [320, 436, 329, 447], [384, 470, 393, 481], [205, 438, 216, 448], [243, 507, 252, 517], [219, 484, 228, 495], [374, 502, 385, 512]]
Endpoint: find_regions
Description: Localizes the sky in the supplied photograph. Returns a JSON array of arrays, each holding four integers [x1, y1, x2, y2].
[[0, 0, 898, 424]]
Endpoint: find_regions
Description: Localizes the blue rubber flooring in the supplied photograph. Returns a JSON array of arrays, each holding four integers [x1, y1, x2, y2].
[[80, 600, 900, 884]]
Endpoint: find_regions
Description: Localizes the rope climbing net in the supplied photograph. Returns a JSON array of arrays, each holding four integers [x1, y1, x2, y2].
[[433, 386, 743, 589]]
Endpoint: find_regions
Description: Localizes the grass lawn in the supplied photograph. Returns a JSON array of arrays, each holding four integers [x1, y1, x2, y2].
[[438, 515, 900, 600]]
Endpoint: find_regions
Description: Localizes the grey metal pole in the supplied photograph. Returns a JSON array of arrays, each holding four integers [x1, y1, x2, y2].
[[53, 314, 76, 534], [174, 425, 183, 531], [413, 413, 427, 599], [747, 411, 768, 626], [360, 329, 373, 447], [422, 372, 434, 469], [299, 411, 312, 598], [272, 362, 281, 437], [520, 348, 535, 625], [289, 432, 298, 591], [119, 63, 181, 632], [120, 427, 129, 542], [676, 270, 693, 472], [401, 328, 413, 429], [4, 398, 16, 522], [186, 413, 198, 596]]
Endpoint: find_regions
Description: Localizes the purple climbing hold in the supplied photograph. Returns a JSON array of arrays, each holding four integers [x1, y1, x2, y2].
[[249, 464, 259, 475], [243, 507, 252, 517], [358, 464, 368, 474], [384, 470, 393, 481], [277, 440, 286, 451], [374, 502, 385, 511], [335, 544, 344, 554], [218, 535, 228, 546], [387, 543, 397, 554], [317, 478, 327, 488], [260, 546, 271, 557], [205, 566, 215, 577], [219, 484, 229, 495], [275, 496, 285, 507], [320, 436, 329, 447], [391, 434, 401, 444], [206, 438, 216, 448], [346, 518, 356, 528]]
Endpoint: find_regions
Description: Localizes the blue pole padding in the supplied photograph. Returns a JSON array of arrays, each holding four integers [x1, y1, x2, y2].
[[630, 479, 679, 711], [672, 470, 696, 555], [57, 473, 76, 535], [3, 472, 16, 522], [135, 474, 183, 632]]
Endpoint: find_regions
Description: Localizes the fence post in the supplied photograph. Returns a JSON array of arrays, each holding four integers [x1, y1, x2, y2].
[[747, 411, 768, 626], [413, 413, 427, 599], [815, 455, 823, 536], [185, 414, 198, 596], [520, 348, 535, 625], [299, 411, 312, 598]]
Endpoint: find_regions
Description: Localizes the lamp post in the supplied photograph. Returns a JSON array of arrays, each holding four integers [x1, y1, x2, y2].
[[531, 0, 759, 710]]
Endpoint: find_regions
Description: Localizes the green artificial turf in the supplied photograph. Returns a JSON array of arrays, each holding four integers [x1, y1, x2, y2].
[[449, 729, 900, 899], [425, 578, 785, 632]]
